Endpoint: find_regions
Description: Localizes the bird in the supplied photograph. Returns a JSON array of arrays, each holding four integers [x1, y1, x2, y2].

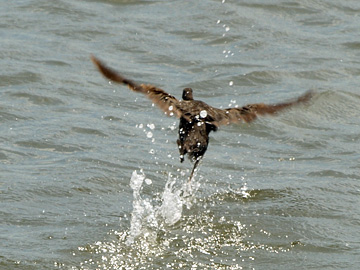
[[91, 55, 313, 181]]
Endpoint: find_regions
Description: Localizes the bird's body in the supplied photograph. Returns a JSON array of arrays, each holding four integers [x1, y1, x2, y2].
[[91, 55, 313, 181]]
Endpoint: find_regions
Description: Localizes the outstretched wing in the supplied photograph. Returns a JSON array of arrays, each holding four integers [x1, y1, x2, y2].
[[91, 55, 181, 117], [210, 91, 313, 126]]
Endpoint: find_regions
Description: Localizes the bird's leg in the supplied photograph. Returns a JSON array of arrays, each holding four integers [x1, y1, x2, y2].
[[188, 157, 201, 182]]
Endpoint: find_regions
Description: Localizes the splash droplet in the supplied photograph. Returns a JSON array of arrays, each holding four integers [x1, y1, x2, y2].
[[145, 178, 152, 185], [200, 110, 208, 118], [147, 123, 155, 130]]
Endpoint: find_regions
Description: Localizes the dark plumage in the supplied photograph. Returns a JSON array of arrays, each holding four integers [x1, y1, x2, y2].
[[91, 55, 313, 181]]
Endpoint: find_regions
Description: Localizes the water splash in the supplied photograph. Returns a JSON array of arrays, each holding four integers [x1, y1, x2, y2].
[[126, 171, 159, 245], [73, 174, 298, 270], [229, 182, 251, 199], [160, 178, 183, 225], [126, 170, 200, 245]]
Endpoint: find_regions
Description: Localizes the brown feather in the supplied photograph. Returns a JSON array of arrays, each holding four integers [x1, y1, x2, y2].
[[91, 55, 313, 181], [91, 55, 181, 118], [211, 90, 313, 126]]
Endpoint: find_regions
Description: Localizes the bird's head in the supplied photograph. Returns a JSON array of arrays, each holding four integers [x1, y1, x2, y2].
[[182, 88, 194, 100]]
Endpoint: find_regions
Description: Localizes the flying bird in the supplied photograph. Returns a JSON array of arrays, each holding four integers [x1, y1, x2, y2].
[[91, 55, 313, 181]]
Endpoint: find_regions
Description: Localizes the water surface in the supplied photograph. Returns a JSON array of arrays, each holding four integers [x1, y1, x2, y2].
[[1, 0, 360, 269]]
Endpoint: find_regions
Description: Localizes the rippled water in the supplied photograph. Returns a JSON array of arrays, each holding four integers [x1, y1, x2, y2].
[[1, 0, 360, 269]]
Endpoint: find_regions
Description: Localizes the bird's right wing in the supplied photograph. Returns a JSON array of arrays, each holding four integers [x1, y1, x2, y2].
[[91, 55, 182, 118]]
